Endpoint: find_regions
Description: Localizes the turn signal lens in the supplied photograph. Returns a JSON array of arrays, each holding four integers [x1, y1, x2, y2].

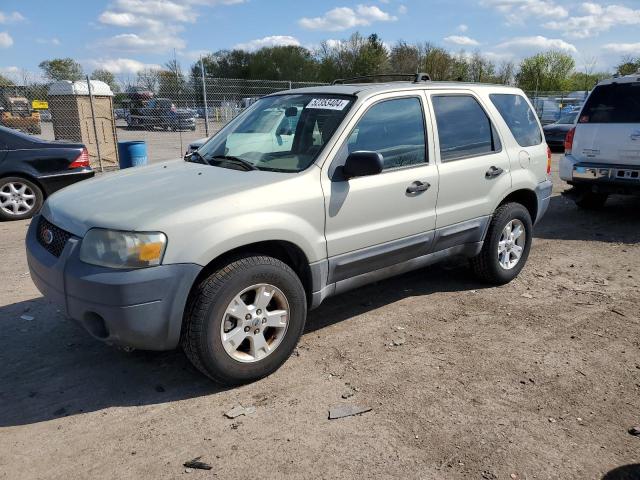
[[564, 127, 576, 155], [547, 146, 552, 175]]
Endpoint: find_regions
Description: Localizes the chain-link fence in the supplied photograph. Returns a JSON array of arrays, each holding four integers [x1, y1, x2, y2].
[[2, 79, 588, 168]]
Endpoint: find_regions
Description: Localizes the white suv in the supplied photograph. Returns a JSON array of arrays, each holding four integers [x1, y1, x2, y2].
[[560, 72, 640, 208], [26, 77, 552, 385]]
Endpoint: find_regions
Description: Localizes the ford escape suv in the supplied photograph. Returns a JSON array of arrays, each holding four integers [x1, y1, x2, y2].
[[26, 77, 552, 385], [560, 72, 640, 208]]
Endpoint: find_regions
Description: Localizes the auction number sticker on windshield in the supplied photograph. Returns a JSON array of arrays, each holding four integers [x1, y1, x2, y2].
[[306, 98, 350, 110]]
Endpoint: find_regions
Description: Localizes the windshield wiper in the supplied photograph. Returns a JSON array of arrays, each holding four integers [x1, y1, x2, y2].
[[208, 155, 259, 171]]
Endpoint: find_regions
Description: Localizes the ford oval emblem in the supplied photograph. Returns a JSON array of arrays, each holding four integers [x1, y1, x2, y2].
[[42, 228, 54, 245]]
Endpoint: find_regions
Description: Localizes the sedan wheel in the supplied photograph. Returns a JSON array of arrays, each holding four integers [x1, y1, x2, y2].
[[0, 178, 43, 220]]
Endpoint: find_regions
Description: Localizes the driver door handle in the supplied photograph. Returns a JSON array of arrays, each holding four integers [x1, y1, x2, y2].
[[486, 166, 504, 178], [406, 181, 431, 194]]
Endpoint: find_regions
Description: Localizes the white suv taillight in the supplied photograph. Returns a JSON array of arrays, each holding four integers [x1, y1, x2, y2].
[[564, 127, 575, 155], [69, 148, 90, 169]]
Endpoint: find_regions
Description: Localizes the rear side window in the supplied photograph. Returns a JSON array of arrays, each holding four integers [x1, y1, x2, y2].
[[579, 83, 640, 123], [432, 95, 500, 162], [490, 94, 542, 147], [347, 97, 426, 170]]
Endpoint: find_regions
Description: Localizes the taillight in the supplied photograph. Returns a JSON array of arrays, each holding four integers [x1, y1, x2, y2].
[[547, 146, 552, 175], [564, 127, 575, 155], [69, 148, 90, 169]]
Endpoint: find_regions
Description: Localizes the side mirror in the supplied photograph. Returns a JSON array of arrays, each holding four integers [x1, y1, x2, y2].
[[342, 151, 384, 179]]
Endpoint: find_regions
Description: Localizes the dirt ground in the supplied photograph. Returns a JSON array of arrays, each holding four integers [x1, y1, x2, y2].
[[0, 154, 639, 480]]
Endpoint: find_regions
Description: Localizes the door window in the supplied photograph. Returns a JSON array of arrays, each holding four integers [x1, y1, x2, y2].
[[346, 97, 427, 170], [432, 95, 501, 162], [490, 94, 543, 147]]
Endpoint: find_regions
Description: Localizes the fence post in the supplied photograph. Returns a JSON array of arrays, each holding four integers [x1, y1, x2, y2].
[[86, 75, 103, 172], [201, 57, 210, 137]]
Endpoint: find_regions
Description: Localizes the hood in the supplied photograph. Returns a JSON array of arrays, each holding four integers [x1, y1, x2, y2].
[[41, 160, 287, 236]]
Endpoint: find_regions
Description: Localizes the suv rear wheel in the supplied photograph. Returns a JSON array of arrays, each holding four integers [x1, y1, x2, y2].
[[181, 255, 307, 385], [471, 202, 533, 285]]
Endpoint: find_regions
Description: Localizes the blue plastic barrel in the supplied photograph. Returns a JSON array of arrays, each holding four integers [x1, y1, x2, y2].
[[118, 141, 148, 169]]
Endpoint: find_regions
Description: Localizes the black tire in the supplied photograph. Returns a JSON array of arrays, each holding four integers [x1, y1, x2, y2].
[[574, 190, 608, 210], [181, 255, 307, 385], [0, 176, 44, 221], [471, 202, 533, 285]]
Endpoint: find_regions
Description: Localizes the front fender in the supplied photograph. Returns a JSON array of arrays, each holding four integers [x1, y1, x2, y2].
[[162, 210, 327, 266]]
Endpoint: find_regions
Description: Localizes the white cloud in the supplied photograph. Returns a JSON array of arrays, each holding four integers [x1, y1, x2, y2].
[[89, 58, 162, 74], [0, 31, 13, 48], [544, 2, 640, 39], [97, 0, 245, 54], [602, 42, 640, 55], [496, 35, 577, 53], [444, 35, 480, 46], [0, 11, 25, 24], [299, 5, 397, 31], [481, 0, 568, 24], [397, 5, 408, 14], [103, 33, 186, 52], [457, 24, 468, 32], [234, 35, 301, 52]]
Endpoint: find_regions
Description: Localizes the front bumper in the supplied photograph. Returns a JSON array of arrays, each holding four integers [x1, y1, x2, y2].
[[560, 155, 640, 194], [26, 215, 202, 350]]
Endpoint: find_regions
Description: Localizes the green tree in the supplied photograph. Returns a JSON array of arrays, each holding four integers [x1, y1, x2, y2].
[[38, 58, 84, 81], [615, 56, 640, 76], [516, 51, 575, 91], [248, 46, 317, 81], [389, 41, 421, 74], [90, 69, 120, 92], [317, 33, 388, 82]]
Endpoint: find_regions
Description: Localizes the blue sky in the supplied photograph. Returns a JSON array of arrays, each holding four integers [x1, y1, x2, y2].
[[1, 0, 639, 82]]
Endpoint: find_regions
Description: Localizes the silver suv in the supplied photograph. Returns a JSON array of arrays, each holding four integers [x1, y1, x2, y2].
[[26, 78, 552, 385], [560, 72, 640, 208]]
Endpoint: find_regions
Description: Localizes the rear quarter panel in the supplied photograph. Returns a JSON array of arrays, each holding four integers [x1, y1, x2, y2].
[[478, 88, 548, 201]]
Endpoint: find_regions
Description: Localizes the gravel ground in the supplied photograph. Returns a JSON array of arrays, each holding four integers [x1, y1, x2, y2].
[[0, 154, 639, 480]]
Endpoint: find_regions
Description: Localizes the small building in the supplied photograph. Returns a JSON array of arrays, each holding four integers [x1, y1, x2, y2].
[[47, 80, 118, 170]]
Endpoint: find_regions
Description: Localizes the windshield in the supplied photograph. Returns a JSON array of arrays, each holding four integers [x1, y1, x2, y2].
[[557, 113, 577, 124], [196, 94, 354, 172]]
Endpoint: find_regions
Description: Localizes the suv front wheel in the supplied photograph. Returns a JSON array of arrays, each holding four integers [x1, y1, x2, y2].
[[471, 202, 533, 285], [181, 255, 307, 385]]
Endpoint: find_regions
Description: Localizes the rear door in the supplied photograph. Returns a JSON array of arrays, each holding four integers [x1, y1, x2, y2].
[[426, 90, 512, 229], [573, 81, 640, 166]]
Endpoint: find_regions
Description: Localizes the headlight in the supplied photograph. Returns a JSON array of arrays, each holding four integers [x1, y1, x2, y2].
[[79, 229, 167, 269]]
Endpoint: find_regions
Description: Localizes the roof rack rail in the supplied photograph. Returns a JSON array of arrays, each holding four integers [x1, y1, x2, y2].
[[331, 72, 431, 85]]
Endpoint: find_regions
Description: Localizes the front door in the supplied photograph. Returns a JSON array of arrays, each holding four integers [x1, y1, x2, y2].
[[321, 93, 439, 279]]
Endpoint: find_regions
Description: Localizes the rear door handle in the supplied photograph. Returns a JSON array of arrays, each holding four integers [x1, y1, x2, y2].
[[406, 181, 431, 194], [485, 166, 504, 178]]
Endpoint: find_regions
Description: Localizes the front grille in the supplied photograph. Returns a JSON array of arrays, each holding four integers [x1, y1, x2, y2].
[[37, 217, 71, 257]]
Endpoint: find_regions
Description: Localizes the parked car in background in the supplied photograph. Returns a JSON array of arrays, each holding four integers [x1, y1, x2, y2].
[[560, 72, 640, 209], [0, 125, 93, 220], [126, 98, 196, 131], [114, 108, 125, 120], [543, 112, 577, 151], [26, 79, 551, 385]]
